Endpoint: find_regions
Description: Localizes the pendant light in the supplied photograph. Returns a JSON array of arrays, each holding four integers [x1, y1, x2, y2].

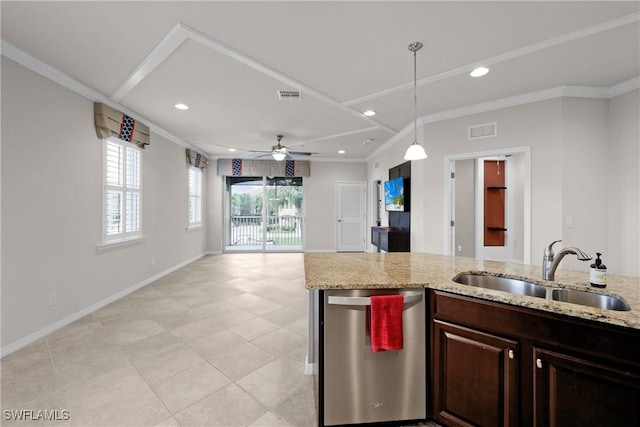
[[404, 42, 428, 161]]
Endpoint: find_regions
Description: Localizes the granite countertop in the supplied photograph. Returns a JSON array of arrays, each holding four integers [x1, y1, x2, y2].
[[304, 252, 640, 330]]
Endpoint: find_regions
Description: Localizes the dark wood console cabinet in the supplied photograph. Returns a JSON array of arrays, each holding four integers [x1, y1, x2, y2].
[[371, 227, 410, 252], [430, 290, 640, 427]]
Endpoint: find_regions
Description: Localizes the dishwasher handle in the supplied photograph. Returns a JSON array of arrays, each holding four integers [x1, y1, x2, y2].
[[328, 292, 422, 306]]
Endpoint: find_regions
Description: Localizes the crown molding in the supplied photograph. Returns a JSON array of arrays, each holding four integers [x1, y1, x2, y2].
[[366, 79, 640, 161], [609, 76, 640, 97], [110, 24, 189, 102], [345, 12, 640, 108], [3, 37, 638, 162], [1, 39, 198, 151], [109, 23, 397, 136]]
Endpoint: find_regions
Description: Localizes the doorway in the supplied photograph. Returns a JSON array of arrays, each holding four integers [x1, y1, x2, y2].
[[336, 181, 366, 252], [445, 147, 531, 264], [225, 176, 304, 252]]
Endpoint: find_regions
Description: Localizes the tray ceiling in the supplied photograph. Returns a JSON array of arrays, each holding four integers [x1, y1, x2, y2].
[[2, 1, 638, 160]]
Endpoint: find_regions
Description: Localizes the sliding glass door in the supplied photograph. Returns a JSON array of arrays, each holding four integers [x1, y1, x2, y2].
[[226, 176, 303, 252]]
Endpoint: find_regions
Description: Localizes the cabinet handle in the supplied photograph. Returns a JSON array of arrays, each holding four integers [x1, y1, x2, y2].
[[508, 349, 515, 360], [536, 358, 543, 369]]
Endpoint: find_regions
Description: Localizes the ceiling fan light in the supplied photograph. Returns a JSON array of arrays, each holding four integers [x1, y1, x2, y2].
[[404, 142, 428, 160], [272, 151, 287, 161]]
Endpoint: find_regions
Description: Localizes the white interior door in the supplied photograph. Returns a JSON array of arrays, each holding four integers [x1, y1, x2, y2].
[[336, 181, 366, 252]]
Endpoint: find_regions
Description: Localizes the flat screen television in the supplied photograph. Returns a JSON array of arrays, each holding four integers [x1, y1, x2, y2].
[[384, 176, 404, 212]]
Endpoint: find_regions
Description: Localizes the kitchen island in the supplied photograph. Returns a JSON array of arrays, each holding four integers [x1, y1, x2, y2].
[[305, 252, 640, 427], [304, 252, 640, 329]]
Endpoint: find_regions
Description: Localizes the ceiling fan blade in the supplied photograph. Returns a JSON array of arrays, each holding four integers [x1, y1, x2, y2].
[[288, 151, 318, 156]]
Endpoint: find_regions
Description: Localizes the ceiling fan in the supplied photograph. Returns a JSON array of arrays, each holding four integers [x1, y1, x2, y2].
[[250, 135, 318, 161]]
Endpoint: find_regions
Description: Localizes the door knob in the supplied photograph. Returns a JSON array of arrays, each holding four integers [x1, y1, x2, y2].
[[536, 358, 543, 369]]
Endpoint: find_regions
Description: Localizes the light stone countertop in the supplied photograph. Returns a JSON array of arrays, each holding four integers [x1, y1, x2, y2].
[[304, 252, 640, 330]]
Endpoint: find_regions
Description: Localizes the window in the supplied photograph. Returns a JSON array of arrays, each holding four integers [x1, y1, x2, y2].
[[188, 167, 203, 227], [103, 138, 142, 242]]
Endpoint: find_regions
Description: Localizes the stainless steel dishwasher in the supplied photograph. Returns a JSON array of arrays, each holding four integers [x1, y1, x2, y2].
[[322, 288, 426, 426]]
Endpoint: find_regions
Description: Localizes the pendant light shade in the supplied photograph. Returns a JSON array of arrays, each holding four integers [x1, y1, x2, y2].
[[404, 42, 428, 161], [404, 142, 427, 160]]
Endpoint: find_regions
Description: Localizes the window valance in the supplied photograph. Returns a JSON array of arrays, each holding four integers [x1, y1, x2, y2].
[[217, 159, 310, 177], [186, 149, 209, 169], [94, 103, 150, 148]]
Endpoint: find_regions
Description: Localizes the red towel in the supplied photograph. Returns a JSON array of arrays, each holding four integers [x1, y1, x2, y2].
[[370, 295, 404, 352]]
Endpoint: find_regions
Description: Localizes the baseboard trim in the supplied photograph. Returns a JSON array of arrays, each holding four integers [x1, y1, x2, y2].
[[305, 356, 317, 376], [0, 253, 205, 358]]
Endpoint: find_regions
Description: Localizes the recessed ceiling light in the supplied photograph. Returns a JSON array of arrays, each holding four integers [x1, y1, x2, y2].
[[338, 150, 346, 154], [470, 67, 489, 78], [363, 110, 376, 117], [228, 148, 237, 152], [174, 103, 189, 110]]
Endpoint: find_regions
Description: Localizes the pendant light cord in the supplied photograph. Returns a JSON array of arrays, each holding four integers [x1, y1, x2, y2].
[[408, 42, 423, 145], [404, 42, 426, 160], [413, 47, 417, 143]]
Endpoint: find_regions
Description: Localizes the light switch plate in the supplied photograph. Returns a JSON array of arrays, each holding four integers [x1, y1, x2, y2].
[[566, 216, 574, 228]]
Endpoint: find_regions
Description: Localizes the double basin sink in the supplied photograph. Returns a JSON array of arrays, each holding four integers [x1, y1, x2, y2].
[[453, 273, 631, 311]]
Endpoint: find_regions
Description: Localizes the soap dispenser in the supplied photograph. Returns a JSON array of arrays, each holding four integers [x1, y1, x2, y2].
[[590, 252, 607, 288]]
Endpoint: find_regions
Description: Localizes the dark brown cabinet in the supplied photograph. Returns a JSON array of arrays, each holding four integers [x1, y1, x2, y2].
[[430, 290, 640, 427], [433, 320, 518, 427], [371, 227, 410, 252], [533, 348, 640, 427]]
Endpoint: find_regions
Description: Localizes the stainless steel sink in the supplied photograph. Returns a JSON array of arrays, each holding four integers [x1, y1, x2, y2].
[[453, 273, 631, 311], [453, 273, 547, 298], [551, 289, 631, 311]]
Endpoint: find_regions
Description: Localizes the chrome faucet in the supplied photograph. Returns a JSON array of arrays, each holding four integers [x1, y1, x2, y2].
[[542, 240, 592, 281]]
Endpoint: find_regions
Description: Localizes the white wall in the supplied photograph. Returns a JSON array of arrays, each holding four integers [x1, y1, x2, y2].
[[607, 90, 640, 277], [380, 99, 564, 257], [1, 59, 207, 351], [454, 159, 475, 258], [368, 93, 639, 276], [560, 98, 609, 271], [303, 161, 367, 252], [206, 169, 224, 254]]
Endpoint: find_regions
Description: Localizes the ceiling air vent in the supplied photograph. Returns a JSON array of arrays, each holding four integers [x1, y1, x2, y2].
[[277, 90, 302, 101], [468, 122, 497, 140]]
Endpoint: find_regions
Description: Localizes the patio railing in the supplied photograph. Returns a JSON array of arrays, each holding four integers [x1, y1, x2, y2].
[[230, 215, 303, 247]]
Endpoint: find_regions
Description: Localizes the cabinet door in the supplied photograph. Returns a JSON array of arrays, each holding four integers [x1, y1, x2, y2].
[[433, 320, 518, 427], [533, 348, 640, 427], [371, 228, 379, 246], [379, 232, 389, 251]]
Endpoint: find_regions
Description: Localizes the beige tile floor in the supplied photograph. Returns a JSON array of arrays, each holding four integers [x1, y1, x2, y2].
[[1, 254, 314, 427], [1, 253, 439, 427]]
